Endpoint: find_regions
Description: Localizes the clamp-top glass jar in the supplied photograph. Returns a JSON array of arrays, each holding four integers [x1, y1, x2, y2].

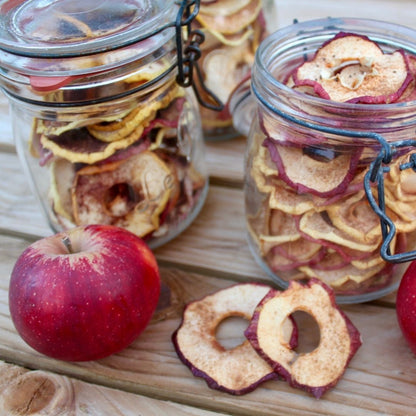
[[0, 0, 208, 249], [238, 18, 416, 303]]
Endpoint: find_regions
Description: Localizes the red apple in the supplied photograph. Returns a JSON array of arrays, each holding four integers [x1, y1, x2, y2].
[[8, 224, 161, 361], [396, 261, 416, 355]]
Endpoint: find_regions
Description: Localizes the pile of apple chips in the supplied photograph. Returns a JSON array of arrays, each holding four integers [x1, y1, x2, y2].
[[30, 73, 206, 244], [194, 0, 268, 133], [248, 33, 416, 297]]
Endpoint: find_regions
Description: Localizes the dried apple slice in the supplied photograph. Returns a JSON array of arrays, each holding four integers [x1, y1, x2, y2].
[[293, 33, 413, 103], [300, 261, 386, 288], [49, 158, 76, 223], [326, 191, 381, 243], [258, 209, 301, 255], [172, 283, 298, 395], [40, 114, 151, 164], [72, 151, 174, 238], [203, 40, 254, 104], [269, 178, 318, 215], [196, 0, 262, 35], [87, 83, 181, 142], [299, 210, 381, 252], [384, 152, 416, 202], [263, 138, 362, 197], [201, 25, 254, 49], [266, 240, 325, 272], [384, 187, 416, 226], [245, 279, 362, 398], [398, 55, 416, 102]]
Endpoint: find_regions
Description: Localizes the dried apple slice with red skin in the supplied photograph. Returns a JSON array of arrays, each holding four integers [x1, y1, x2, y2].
[[292, 32, 413, 104], [398, 55, 416, 102], [263, 138, 362, 197], [245, 279, 362, 399], [72, 151, 173, 238], [266, 244, 326, 272], [172, 283, 298, 395]]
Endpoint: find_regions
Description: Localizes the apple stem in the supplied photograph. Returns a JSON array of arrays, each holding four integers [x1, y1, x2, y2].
[[62, 236, 73, 254]]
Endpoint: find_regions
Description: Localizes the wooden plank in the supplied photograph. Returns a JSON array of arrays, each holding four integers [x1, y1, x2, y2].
[[0, 233, 415, 416], [0, 361, 227, 416], [205, 137, 245, 186], [0, 153, 50, 239]]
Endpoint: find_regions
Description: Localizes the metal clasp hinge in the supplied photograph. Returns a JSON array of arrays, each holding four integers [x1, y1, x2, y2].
[[174, 0, 224, 111]]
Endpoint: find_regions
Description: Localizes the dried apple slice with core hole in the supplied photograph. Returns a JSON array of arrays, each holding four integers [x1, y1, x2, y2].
[[293, 33, 412, 103], [245, 279, 362, 398], [72, 151, 174, 238], [172, 283, 298, 395]]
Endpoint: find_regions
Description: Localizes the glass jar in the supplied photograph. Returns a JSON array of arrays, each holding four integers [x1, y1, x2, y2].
[[0, 0, 208, 249], [194, 0, 277, 140], [238, 17, 416, 303]]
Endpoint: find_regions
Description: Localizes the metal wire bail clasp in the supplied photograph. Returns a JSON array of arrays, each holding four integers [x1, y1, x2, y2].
[[364, 135, 416, 263], [174, 0, 224, 111]]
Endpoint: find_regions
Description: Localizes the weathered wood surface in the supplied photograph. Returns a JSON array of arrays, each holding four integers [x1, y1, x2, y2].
[[0, 361, 226, 416], [0, 1, 416, 415]]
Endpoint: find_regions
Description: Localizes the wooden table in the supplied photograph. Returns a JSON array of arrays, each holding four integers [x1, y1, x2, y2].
[[1, 1, 416, 415]]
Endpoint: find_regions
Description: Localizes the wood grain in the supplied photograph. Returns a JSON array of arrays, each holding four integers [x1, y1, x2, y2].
[[0, 361, 227, 416], [0, 242, 414, 416], [0, 1, 415, 414]]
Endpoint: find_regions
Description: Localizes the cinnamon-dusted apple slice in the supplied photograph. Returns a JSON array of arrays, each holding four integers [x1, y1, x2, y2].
[[172, 283, 298, 395], [72, 151, 174, 238], [293, 32, 413, 103], [263, 138, 362, 197], [245, 279, 362, 398]]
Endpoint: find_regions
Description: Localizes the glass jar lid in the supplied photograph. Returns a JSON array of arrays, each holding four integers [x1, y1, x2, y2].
[[0, 0, 178, 76], [0, 0, 175, 56], [0, 0, 190, 104]]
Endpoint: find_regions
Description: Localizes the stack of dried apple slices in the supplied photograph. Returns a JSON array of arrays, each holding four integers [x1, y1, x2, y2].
[[193, 0, 268, 132], [248, 32, 416, 296], [31, 73, 206, 242], [173, 279, 361, 398]]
